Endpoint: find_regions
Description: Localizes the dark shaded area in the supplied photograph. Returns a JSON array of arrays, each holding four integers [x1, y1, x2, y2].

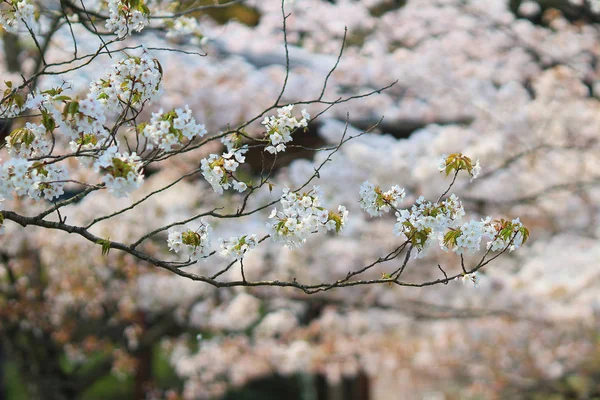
[[244, 123, 326, 175], [2, 32, 22, 73], [369, 0, 407, 17], [300, 299, 329, 325], [0, 119, 12, 145], [223, 372, 371, 400], [350, 116, 474, 140], [222, 375, 302, 400], [181, 0, 260, 26], [505, 370, 600, 399], [510, 0, 600, 25], [52, 188, 85, 204]]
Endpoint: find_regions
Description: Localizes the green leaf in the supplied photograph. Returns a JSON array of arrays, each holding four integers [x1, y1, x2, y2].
[[136, 122, 148, 133], [41, 110, 56, 132], [443, 229, 461, 249], [13, 93, 24, 108], [445, 164, 453, 177], [96, 238, 111, 256], [67, 101, 79, 114], [132, 92, 142, 104], [153, 58, 163, 76], [520, 226, 530, 243]]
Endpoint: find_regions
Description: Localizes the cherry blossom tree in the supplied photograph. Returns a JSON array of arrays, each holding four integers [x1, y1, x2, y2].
[[2, 0, 599, 399]]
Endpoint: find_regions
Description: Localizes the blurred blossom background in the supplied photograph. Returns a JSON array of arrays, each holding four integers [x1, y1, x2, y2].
[[1, 0, 600, 399]]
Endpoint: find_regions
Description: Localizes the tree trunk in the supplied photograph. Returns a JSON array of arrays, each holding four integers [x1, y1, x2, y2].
[[2, 32, 22, 73]]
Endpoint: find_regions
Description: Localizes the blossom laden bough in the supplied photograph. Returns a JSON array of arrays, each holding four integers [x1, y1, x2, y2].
[[0, 0, 578, 395], [358, 156, 529, 263]]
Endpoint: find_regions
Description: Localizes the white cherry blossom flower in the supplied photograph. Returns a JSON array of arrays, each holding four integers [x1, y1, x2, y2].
[[460, 272, 480, 287], [167, 222, 212, 262], [219, 234, 258, 261]]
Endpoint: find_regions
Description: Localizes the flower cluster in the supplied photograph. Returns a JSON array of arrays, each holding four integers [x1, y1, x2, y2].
[[90, 54, 162, 112], [37, 90, 109, 145], [105, 0, 150, 38], [354, 159, 530, 258], [28, 163, 68, 201], [0, 0, 36, 33], [359, 181, 405, 217], [93, 147, 144, 198], [219, 234, 259, 261], [442, 217, 529, 255], [141, 107, 207, 151], [201, 147, 249, 194], [261, 105, 310, 154], [393, 194, 465, 254], [442, 219, 488, 255], [25, 88, 112, 165], [438, 153, 481, 181], [0, 158, 67, 201], [267, 186, 348, 248], [167, 222, 212, 262], [0, 158, 35, 200], [485, 218, 529, 252], [5, 123, 50, 158], [355, 157, 523, 257]]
